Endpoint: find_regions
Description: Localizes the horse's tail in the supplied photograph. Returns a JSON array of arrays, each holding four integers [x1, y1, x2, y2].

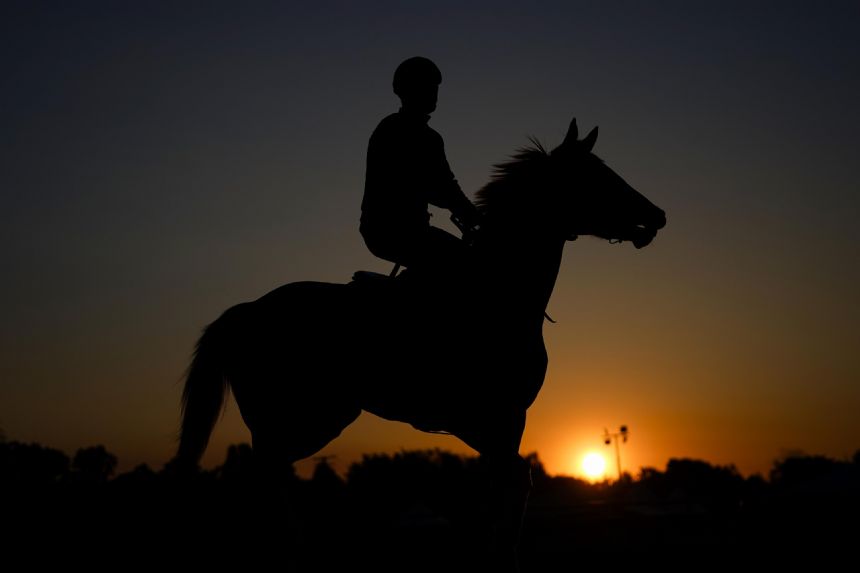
[[173, 310, 235, 470]]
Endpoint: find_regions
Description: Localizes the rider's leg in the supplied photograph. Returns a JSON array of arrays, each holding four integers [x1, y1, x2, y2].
[[359, 222, 404, 266], [360, 222, 469, 279], [411, 225, 469, 277]]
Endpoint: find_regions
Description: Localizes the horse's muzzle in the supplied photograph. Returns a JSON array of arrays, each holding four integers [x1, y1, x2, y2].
[[632, 230, 656, 249], [632, 210, 666, 248]]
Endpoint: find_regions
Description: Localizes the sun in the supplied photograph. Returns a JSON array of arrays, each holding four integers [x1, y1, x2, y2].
[[581, 452, 607, 481]]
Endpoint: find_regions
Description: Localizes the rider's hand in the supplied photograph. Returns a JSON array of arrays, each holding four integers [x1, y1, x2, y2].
[[454, 202, 481, 233], [451, 208, 481, 247]]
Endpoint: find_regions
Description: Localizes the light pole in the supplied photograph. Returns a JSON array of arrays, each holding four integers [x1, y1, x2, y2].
[[603, 425, 629, 481]]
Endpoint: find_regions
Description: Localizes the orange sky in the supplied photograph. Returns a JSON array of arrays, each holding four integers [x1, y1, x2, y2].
[[2, 3, 858, 481]]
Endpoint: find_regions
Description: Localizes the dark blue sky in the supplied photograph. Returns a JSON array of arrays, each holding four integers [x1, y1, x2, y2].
[[2, 1, 858, 477]]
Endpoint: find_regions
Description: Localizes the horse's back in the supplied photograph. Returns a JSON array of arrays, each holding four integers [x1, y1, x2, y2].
[[254, 280, 350, 308]]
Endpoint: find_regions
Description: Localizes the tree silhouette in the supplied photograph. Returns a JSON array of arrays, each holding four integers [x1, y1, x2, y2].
[[71, 445, 117, 483], [0, 441, 70, 485], [218, 443, 256, 484], [770, 453, 847, 486], [113, 463, 157, 486], [3, 436, 859, 568], [311, 456, 343, 489], [346, 449, 483, 523], [632, 457, 748, 512]]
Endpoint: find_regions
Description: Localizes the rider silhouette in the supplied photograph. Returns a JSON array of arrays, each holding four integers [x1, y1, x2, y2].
[[360, 57, 480, 277]]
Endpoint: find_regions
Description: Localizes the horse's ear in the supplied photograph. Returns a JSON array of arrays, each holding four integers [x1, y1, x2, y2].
[[582, 126, 598, 152], [562, 117, 578, 147]]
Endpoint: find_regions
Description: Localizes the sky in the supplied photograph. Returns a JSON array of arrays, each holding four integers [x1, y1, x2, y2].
[[2, 1, 858, 480]]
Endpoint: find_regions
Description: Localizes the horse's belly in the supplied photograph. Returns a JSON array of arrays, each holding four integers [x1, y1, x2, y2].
[[357, 335, 547, 430]]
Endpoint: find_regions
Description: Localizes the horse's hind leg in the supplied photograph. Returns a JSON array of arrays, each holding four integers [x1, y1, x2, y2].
[[249, 400, 361, 504], [245, 403, 359, 566]]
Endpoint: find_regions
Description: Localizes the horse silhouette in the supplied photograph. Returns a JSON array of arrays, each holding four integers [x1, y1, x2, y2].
[[173, 117, 666, 569]]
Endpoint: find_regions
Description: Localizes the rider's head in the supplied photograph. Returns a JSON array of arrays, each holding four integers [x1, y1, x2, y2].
[[393, 57, 441, 115]]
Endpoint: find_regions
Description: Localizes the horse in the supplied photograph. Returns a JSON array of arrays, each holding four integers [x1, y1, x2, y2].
[[173, 117, 666, 568]]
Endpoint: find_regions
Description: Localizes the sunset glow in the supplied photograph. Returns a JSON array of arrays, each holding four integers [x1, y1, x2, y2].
[[581, 452, 608, 481]]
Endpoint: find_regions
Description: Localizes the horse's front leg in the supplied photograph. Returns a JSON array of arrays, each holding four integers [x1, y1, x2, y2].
[[483, 450, 532, 570], [462, 410, 532, 571]]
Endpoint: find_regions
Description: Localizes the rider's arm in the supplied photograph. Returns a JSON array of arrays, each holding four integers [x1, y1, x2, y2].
[[427, 138, 480, 227]]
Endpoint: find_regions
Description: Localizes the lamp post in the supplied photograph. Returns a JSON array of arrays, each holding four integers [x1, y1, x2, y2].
[[603, 425, 629, 481]]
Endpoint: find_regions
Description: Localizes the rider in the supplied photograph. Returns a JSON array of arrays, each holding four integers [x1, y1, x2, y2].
[[360, 56, 480, 278]]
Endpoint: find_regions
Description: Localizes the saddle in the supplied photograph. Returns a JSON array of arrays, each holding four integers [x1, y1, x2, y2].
[[351, 270, 396, 283], [350, 264, 437, 291]]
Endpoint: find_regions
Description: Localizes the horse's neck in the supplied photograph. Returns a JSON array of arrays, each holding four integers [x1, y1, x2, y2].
[[474, 221, 565, 328]]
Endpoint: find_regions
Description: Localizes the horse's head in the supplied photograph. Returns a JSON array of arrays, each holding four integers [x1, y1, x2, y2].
[[548, 118, 666, 248]]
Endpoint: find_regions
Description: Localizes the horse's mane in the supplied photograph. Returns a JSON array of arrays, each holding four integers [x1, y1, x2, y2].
[[474, 137, 550, 215]]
